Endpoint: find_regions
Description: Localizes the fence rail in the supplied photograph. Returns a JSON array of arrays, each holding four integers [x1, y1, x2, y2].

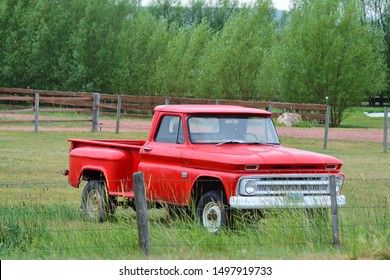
[[0, 87, 329, 124]]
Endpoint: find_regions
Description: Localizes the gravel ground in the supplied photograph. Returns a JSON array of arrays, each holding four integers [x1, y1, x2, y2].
[[0, 113, 388, 142]]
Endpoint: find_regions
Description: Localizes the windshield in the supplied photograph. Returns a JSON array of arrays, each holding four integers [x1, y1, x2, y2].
[[188, 116, 280, 145]]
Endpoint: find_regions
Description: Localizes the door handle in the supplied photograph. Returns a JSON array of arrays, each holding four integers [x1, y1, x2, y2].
[[143, 147, 152, 152]]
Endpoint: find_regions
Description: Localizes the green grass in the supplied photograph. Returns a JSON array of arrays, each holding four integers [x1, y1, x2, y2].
[[0, 131, 389, 259], [340, 107, 387, 129]]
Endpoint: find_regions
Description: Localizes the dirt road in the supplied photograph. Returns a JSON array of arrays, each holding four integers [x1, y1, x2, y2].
[[0, 113, 388, 142]]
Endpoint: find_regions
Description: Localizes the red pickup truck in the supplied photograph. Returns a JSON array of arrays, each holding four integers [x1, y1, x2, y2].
[[64, 105, 346, 232]]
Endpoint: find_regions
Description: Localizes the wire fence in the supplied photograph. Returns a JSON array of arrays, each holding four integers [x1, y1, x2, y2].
[[0, 177, 389, 259]]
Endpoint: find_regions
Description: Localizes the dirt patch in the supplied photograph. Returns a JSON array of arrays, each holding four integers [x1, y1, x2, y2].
[[277, 127, 387, 143], [0, 113, 388, 142]]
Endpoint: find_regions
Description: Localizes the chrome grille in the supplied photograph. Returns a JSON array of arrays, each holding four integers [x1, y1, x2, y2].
[[238, 174, 331, 195]]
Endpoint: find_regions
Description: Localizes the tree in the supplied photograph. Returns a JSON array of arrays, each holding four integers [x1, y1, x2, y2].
[[197, 0, 277, 100], [0, 0, 138, 92], [360, 0, 390, 97], [275, 0, 387, 126], [152, 20, 212, 96], [64, 0, 136, 93], [111, 11, 172, 95], [0, 0, 34, 88], [148, 0, 240, 30]]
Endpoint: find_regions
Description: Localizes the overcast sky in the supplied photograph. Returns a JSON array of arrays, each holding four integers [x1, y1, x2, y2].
[[236, 0, 291, 10], [272, 0, 290, 10]]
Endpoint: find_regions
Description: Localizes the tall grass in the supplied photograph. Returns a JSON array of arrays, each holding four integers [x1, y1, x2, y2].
[[0, 131, 389, 259]]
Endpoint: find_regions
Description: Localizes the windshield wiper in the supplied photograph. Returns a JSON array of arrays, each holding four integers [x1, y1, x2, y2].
[[247, 141, 278, 146], [216, 140, 279, 146], [216, 140, 244, 146]]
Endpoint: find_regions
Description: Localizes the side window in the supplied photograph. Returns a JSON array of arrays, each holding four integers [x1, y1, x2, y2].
[[155, 116, 184, 144]]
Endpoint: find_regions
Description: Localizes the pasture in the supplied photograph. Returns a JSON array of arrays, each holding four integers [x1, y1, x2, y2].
[[0, 130, 389, 259]]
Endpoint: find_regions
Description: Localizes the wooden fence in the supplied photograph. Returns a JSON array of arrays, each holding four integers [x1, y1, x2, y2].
[[0, 87, 329, 132]]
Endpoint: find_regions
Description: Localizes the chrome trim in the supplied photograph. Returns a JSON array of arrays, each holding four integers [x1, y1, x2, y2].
[[230, 195, 346, 209], [237, 174, 343, 196]]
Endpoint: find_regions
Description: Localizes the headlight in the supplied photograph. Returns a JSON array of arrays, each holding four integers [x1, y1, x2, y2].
[[244, 180, 256, 194], [335, 175, 344, 193]]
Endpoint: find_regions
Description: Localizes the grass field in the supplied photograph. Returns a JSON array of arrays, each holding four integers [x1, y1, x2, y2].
[[0, 129, 389, 260], [341, 107, 387, 129]]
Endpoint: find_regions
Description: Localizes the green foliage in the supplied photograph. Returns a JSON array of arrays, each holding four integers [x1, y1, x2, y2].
[[0, 0, 388, 121], [0, 209, 48, 254], [272, 0, 388, 126], [0, 0, 139, 92], [112, 11, 172, 94], [152, 20, 212, 96], [148, 0, 240, 30], [361, 0, 390, 93], [197, 0, 277, 99]]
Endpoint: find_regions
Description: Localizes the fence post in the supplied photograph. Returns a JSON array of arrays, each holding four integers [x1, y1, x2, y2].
[[384, 107, 388, 153], [115, 95, 122, 134], [34, 93, 39, 134], [323, 105, 331, 149], [267, 103, 273, 113], [92, 93, 100, 132], [329, 175, 340, 250], [133, 171, 150, 256]]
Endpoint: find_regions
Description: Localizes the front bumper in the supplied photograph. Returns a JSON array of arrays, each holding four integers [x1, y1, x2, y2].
[[230, 195, 346, 209]]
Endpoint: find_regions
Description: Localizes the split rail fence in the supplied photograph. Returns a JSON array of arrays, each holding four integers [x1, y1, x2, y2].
[[1, 87, 389, 151], [0, 87, 329, 131]]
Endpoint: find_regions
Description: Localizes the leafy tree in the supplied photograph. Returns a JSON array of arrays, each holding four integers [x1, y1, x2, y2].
[[0, 0, 34, 87], [207, 0, 241, 31], [112, 11, 172, 95], [148, 0, 240, 30], [360, 0, 390, 97], [0, 0, 138, 92], [152, 20, 212, 96], [197, 0, 277, 100], [148, 0, 186, 25], [275, 0, 387, 126], [64, 0, 136, 93]]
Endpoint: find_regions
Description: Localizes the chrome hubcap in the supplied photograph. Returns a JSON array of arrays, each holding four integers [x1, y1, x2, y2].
[[86, 189, 101, 218], [202, 202, 222, 233]]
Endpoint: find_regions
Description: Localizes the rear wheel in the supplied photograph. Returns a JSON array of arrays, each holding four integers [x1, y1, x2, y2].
[[196, 191, 230, 233], [81, 180, 115, 222]]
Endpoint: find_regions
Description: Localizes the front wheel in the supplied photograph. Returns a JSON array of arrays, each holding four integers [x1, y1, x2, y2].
[[81, 180, 115, 222], [196, 191, 230, 233]]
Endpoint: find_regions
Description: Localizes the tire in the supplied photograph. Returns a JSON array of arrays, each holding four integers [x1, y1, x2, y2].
[[196, 191, 230, 233], [81, 180, 115, 222]]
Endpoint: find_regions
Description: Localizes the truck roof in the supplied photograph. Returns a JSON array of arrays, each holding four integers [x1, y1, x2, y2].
[[154, 104, 272, 116]]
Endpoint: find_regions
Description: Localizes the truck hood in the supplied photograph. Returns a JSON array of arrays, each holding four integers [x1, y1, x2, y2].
[[184, 144, 342, 172]]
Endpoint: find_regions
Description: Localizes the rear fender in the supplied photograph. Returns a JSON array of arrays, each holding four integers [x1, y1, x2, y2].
[[68, 147, 135, 193]]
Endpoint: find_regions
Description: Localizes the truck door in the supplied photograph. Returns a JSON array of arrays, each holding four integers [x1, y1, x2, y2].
[[139, 115, 188, 204]]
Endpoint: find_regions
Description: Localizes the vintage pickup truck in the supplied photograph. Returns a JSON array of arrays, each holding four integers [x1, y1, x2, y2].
[[64, 105, 346, 232]]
